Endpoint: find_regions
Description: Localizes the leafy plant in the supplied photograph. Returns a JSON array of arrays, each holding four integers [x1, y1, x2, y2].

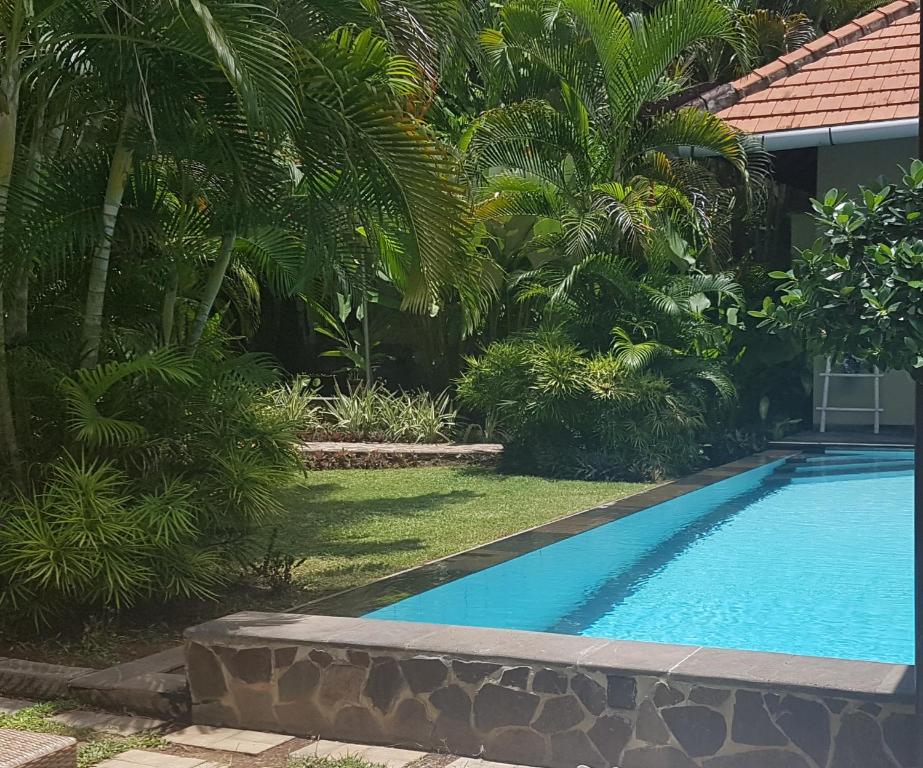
[[752, 160, 923, 382], [319, 384, 458, 443], [251, 527, 307, 592], [458, 331, 727, 479]]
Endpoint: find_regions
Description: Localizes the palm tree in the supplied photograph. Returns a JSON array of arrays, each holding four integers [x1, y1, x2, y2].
[[466, 0, 764, 281], [61, 0, 300, 367]]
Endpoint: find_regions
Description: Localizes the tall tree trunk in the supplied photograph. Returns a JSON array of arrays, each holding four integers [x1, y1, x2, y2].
[[8, 97, 48, 347], [80, 111, 134, 368], [0, 37, 22, 480], [162, 264, 178, 345], [0, 295, 22, 482], [188, 231, 236, 349], [361, 294, 372, 388], [8, 269, 27, 343]]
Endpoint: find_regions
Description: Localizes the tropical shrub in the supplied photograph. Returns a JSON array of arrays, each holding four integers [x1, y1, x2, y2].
[[457, 332, 727, 479], [753, 160, 923, 401], [0, 347, 302, 628], [315, 385, 458, 443]]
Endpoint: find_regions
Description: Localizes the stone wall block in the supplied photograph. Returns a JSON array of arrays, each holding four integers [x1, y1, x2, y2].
[[607, 675, 637, 709], [702, 749, 811, 768], [235, 685, 280, 732], [389, 698, 435, 747], [533, 669, 568, 694], [278, 659, 320, 702], [636, 699, 670, 745], [486, 727, 547, 765], [532, 694, 586, 733], [334, 704, 385, 743], [690, 687, 731, 707], [310, 649, 334, 667], [773, 694, 830, 767], [572, 672, 607, 715], [365, 657, 406, 714], [474, 683, 540, 729], [882, 712, 916, 768], [224, 647, 273, 684], [653, 682, 685, 707], [186, 642, 228, 703], [732, 690, 788, 747], [275, 698, 330, 736], [620, 746, 699, 768], [587, 713, 632, 762], [319, 664, 366, 707], [500, 666, 531, 689], [831, 712, 900, 768], [399, 658, 448, 694], [452, 660, 500, 684], [661, 705, 727, 758], [274, 647, 298, 669], [429, 684, 472, 721], [551, 729, 606, 768], [434, 713, 482, 756]]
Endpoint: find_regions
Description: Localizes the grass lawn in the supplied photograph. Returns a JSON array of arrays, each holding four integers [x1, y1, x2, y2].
[[0, 467, 649, 668]]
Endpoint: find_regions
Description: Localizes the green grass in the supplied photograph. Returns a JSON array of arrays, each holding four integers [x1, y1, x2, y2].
[[1, 467, 648, 667], [273, 467, 649, 600], [0, 701, 165, 768], [290, 758, 388, 768]]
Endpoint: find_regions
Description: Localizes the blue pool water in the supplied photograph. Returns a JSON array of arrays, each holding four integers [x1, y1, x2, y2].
[[367, 451, 914, 663]]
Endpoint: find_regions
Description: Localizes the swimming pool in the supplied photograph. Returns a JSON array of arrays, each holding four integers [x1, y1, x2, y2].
[[367, 450, 914, 664]]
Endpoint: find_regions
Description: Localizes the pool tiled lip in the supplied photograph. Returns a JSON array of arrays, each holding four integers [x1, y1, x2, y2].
[[185, 611, 914, 704], [292, 449, 800, 618]]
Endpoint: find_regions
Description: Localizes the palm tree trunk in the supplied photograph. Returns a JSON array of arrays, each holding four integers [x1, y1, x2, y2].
[[80, 111, 134, 368], [162, 264, 179, 345], [361, 294, 372, 388], [8, 97, 48, 347], [0, 294, 22, 482], [188, 231, 236, 349], [0, 38, 22, 480]]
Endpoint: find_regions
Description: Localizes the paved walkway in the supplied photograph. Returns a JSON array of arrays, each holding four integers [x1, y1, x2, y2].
[[0, 697, 533, 768]]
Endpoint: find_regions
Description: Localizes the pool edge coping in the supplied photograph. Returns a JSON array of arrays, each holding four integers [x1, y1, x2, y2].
[[184, 611, 915, 705]]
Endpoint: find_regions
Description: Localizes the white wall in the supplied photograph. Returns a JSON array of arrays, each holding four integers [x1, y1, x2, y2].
[[806, 139, 917, 428], [817, 138, 917, 194]]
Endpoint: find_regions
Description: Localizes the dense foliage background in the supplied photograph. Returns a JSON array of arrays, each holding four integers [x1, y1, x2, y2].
[[0, 0, 874, 628]]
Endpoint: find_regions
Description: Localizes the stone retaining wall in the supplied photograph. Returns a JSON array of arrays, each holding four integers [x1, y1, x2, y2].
[[185, 613, 916, 768], [299, 442, 502, 470]]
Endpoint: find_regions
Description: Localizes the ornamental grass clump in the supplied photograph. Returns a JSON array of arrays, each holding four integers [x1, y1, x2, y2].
[[320, 384, 457, 443]]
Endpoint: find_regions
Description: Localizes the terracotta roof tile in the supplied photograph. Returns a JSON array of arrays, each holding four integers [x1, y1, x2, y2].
[[709, 1, 920, 134]]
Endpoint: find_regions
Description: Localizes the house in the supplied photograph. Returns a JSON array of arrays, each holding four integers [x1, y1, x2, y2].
[[689, 0, 920, 431]]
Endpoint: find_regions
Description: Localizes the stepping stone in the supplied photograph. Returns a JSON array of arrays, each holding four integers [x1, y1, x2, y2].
[[0, 696, 32, 714], [166, 725, 292, 755], [51, 710, 166, 735], [96, 750, 225, 768], [445, 760, 526, 768], [289, 741, 426, 768], [357, 745, 428, 768]]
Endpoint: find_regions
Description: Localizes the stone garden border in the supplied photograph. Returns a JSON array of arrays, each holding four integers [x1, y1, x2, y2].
[[185, 447, 918, 767]]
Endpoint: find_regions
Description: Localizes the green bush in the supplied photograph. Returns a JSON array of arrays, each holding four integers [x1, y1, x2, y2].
[[317, 384, 457, 443], [0, 346, 301, 628], [457, 332, 723, 480]]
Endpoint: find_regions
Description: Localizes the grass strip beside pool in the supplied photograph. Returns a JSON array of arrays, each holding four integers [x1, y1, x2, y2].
[[0, 468, 649, 667]]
